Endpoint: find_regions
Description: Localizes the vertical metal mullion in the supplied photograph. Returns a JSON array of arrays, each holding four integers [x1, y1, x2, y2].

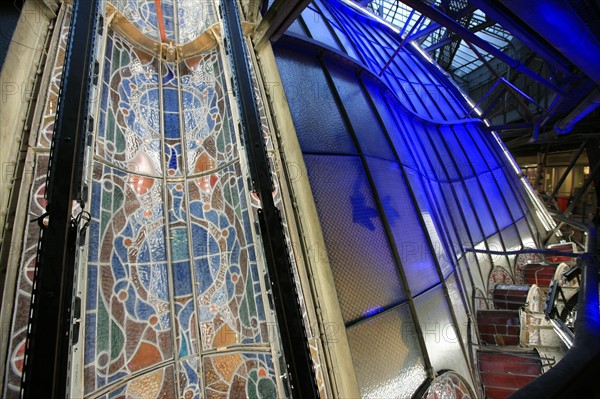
[[356, 73, 475, 382], [386, 109, 479, 295], [221, 1, 318, 396], [477, 127, 541, 244], [450, 124, 527, 265], [386, 35, 451, 122], [309, 1, 349, 54], [440, 124, 513, 269], [416, 45, 541, 244], [319, 57, 434, 380], [420, 123, 495, 284], [377, 82, 484, 325], [22, 0, 99, 397], [406, 44, 465, 118], [157, 56, 182, 396], [326, 7, 419, 116], [476, 125, 541, 243], [328, 7, 382, 70], [361, 22, 439, 120], [396, 115, 488, 299], [352, 73, 465, 278]]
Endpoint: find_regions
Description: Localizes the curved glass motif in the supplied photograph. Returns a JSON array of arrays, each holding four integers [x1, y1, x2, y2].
[[273, 0, 550, 396], [109, 0, 216, 44]]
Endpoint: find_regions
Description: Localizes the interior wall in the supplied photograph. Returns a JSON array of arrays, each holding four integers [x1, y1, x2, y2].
[[0, 1, 64, 395]]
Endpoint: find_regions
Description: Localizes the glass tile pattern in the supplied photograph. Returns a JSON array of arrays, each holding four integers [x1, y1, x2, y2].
[[425, 371, 474, 399], [96, 32, 163, 176], [180, 52, 237, 175], [95, 365, 177, 399], [346, 305, 427, 398], [177, 0, 217, 44], [414, 285, 471, 381], [304, 154, 407, 324], [109, 0, 172, 43], [83, 20, 282, 398], [203, 352, 278, 398]]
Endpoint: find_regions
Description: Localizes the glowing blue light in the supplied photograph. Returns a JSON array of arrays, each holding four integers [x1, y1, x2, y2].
[[363, 305, 384, 318]]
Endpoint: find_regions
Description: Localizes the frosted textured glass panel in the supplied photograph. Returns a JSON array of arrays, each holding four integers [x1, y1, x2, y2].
[[466, 124, 501, 170], [516, 217, 536, 249], [347, 305, 427, 398], [453, 180, 495, 240], [500, 223, 524, 252], [326, 60, 395, 160], [438, 126, 476, 178], [273, 46, 358, 155], [300, 5, 342, 51], [448, 125, 488, 175], [363, 79, 416, 163], [478, 171, 513, 231], [304, 154, 406, 323], [445, 273, 471, 382], [366, 156, 440, 295], [422, 125, 460, 181], [414, 285, 471, 382], [494, 169, 526, 221], [439, 182, 480, 244]]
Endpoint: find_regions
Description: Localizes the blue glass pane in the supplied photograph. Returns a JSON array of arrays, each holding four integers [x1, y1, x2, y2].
[[455, 179, 496, 239], [439, 125, 476, 178], [318, 4, 361, 60], [398, 51, 462, 119], [367, 157, 440, 295], [273, 46, 358, 155], [494, 168, 526, 221], [301, 5, 341, 51], [466, 124, 500, 170], [424, 125, 460, 181], [304, 154, 406, 323], [286, 19, 307, 36], [478, 171, 513, 231], [364, 82, 429, 175], [397, 118, 436, 178], [393, 53, 444, 121], [326, 60, 395, 160], [441, 182, 482, 243]]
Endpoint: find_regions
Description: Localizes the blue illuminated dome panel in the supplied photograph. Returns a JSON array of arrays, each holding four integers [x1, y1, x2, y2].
[[273, 0, 544, 396]]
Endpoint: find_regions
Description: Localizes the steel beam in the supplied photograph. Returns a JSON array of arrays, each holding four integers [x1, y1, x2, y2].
[[379, 14, 424, 75], [546, 140, 587, 204], [254, 0, 313, 48], [468, 0, 574, 77], [397, 0, 566, 95], [544, 159, 600, 246], [408, 21, 441, 41], [424, 19, 495, 52], [21, 0, 99, 397]]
